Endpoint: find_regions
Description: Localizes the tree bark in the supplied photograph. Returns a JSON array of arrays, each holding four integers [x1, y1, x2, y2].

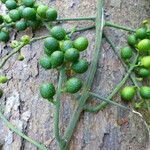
[[0, 0, 150, 150]]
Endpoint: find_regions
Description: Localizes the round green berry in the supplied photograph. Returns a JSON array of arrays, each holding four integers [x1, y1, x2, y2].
[[137, 67, 150, 78], [127, 34, 137, 47], [37, 5, 48, 18], [46, 8, 57, 21], [139, 86, 150, 99], [65, 77, 82, 94], [27, 20, 41, 29], [141, 56, 150, 69], [64, 48, 79, 62], [40, 83, 55, 99], [50, 51, 64, 68], [120, 46, 133, 60], [135, 28, 147, 39], [0, 76, 8, 83], [60, 40, 74, 52], [9, 9, 21, 22], [0, 30, 9, 42], [39, 55, 52, 70], [15, 20, 27, 31], [72, 59, 88, 74], [73, 37, 88, 51], [51, 26, 66, 41], [44, 37, 59, 52], [5, 0, 17, 10], [22, 7, 36, 20], [121, 86, 136, 101], [137, 39, 150, 53]]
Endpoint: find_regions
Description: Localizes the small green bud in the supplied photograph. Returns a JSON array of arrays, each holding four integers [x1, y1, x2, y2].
[[18, 54, 24, 61], [0, 76, 8, 84], [3, 15, 12, 23], [10, 40, 19, 48], [21, 35, 30, 44]]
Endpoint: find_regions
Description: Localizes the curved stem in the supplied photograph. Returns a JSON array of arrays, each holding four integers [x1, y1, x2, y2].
[[88, 92, 131, 111], [105, 21, 135, 32], [54, 67, 66, 149], [63, 0, 104, 148], [0, 111, 48, 150], [85, 54, 139, 112], [56, 17, 95, 22], [0, 42, 25, 69]]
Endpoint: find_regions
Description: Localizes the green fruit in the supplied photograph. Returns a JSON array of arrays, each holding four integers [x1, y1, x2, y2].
[[22, 7, 36, 20], [64, 48, 79, 62], [0, 31, 9, 42], [135, 28, 147, 39], [0, 76, 8, 83], [137, 39, 150, 53], [46, 8, 57, 21], [137, 67, 150, 78], [5, 0, 17, 10], [15, 20, 27, 31], [18, 6, 25, 17], [51, 26, 66, 41], [37, 5, 48, 18], [40, 83, 55, 99], [72, 59, 88, 74], [27, 20, 41, 29], [18, 54, 24, 61], [50, 51, 64, 68], [9, 9, 21, 22], [121, 86, 136, 101], [120, 46, 133, 60], [74, 37, 89, 51], [127, 34, 137, 47], [10, 40, 19, 48], [65, 77, 82, 94], [44, 37, 59, 52], [0, 15, 3, 24], [3, 15, 12, 23], [0, 89, 3, 98], [60, 40, 74, 52], [44, 47, 53, 56], [141, 56, 150, 69], [39, 55, 52, 70], [21, 35, 30, 44], [139, 86, 150, 99], [22, 0, 35, 7]]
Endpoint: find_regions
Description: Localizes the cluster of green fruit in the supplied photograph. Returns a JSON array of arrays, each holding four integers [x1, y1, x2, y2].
[[0, 0, 58, 42], [120, 25, 150, 105], [39, 26, 89, 101]]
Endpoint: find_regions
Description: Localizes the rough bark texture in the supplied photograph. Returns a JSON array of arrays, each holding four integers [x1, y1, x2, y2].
[[0, 0, 150, 150]]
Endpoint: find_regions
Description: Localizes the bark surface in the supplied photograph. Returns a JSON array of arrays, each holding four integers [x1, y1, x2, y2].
[[0, 0, 150, 150]]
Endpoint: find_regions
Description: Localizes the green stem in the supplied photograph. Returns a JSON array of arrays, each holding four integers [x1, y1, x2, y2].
[[103, 33, 141, 94], [0, 42, 25, 69], [0, 111, 48, 150], [56, 17, 95, 22], [56, 17, 135, 32], [54, 67, 66, 149], [88, 92, 131, 111], [105, 21, 135, 32], [85, 54, 139, 112], [63, 0, 104, 148]]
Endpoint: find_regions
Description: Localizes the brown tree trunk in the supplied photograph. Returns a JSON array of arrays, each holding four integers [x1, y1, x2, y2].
[[0, 0, 150, 150]]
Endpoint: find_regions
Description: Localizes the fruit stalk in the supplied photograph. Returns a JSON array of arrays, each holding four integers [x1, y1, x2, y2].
[[62, 0, 104, 148], [54, 67, 66, 149], [0, 111, 48, 150], [85, 53, 139, 112], [56, 17, 134, 32]]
